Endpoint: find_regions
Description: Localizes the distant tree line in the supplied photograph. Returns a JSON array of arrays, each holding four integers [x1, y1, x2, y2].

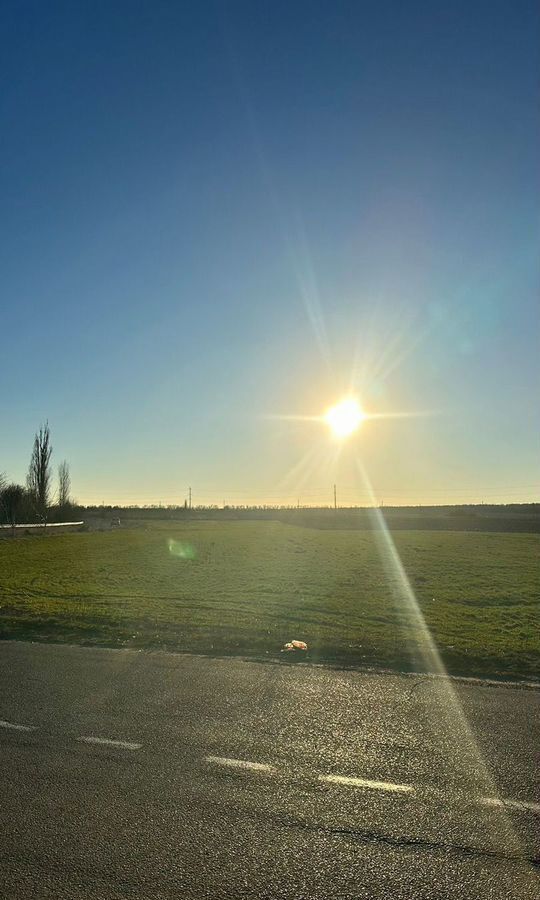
[[0, 422, 75, 531]]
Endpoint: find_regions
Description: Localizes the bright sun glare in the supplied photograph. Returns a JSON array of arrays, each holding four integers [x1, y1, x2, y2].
[[324, 398, 365, 438]]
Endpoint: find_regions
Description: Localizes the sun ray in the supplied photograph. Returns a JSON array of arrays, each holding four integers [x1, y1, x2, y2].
[[277, 443, 325, 492], [356, 457, 537, 883], [264, 406, 436, 433]]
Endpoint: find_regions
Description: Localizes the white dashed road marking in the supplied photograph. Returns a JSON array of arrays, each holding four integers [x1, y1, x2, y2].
[[205, 755, 276, 774], [319, 774, 414, 794], [77, 736, 142, 751], [0, 720, 37, 732], [2, 720, 537, 816], [480, 797, 540, 814]]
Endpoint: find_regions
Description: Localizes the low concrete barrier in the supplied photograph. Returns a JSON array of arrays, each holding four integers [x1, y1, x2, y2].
[[0, 521, 84, 537]]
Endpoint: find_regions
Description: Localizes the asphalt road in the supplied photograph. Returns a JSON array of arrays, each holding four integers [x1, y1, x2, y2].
[[0, 642, 538, 899]]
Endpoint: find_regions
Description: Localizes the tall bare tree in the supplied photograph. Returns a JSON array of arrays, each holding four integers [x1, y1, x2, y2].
[[27, 422, 53, 521], [57, 460, 71, 508]]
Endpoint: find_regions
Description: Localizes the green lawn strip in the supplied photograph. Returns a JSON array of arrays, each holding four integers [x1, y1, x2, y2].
[[0, 522, 538, 678]]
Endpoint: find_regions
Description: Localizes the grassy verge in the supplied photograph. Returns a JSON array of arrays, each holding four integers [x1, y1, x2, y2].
[[0, 521, 538, 679]]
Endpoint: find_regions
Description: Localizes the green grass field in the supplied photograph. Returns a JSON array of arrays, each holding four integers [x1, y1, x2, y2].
[[1, 521, 538, 678]]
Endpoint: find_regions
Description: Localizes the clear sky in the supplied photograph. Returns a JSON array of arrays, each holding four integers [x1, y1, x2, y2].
[[1, 1, 539, 506]]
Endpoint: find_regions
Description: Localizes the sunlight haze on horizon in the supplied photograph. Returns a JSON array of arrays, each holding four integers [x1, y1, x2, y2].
[[1, 2, 539, 507]]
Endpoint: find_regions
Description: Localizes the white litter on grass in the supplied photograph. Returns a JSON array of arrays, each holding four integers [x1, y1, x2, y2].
[[282, 640, 308, 652]]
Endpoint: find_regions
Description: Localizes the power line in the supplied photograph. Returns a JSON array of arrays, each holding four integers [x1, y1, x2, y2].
[[78, 481, 539, 500], [79, 480, 540, 506]]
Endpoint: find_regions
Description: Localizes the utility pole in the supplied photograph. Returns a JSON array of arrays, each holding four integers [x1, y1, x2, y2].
[[188, 486, 192, 510], [333, 484, 337, 510]]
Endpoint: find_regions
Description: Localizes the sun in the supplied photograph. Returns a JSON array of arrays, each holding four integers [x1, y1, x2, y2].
[[324, 398, 365, 438]]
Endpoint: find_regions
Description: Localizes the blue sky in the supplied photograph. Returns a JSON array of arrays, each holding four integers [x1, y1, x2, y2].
[[1, 1, 538, 505]]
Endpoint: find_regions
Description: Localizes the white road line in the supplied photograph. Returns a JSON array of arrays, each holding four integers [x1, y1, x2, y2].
[[319, 774, 414, 794], [0, 720, 37, 732], [77, 736, 142, 751], [205, 755, 276, 774], [480, 796, 540, 814]]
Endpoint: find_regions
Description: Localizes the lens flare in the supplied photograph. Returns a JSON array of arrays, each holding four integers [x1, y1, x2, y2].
[[167, 538, 196, 560], [324, 398, 365, 438]]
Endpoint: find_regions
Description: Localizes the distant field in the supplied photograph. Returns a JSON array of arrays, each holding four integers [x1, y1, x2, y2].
[[0, 521, 538, 678]]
